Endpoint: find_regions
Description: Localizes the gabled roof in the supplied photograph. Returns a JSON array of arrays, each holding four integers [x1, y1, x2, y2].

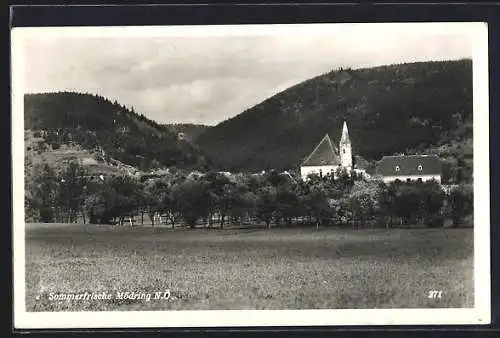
[[378, 155, 441, 176], [301, 134, 340, 166]]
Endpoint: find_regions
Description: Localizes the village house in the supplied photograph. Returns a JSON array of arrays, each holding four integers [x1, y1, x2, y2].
[[377, 154, 442, 184]]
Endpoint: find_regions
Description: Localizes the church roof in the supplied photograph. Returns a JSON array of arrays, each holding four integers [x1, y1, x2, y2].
[[301, 134, 341, 166], [340, 121, 350, 144], [378, 155, 441, 176]]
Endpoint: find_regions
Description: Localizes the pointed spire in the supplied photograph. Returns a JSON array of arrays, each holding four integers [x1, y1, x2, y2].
[[340, 121, 350, 144]]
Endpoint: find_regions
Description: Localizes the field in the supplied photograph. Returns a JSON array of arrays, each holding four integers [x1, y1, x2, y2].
[[25, 224, 474, 311]]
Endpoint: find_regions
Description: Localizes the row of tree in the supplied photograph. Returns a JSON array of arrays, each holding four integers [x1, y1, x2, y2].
[[25, 162, 474, 229]]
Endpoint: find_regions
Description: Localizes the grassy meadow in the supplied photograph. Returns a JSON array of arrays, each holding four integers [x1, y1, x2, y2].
[[25, 224, 474, 311]]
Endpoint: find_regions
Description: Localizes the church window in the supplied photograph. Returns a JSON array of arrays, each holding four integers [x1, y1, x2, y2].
[[417, 164, 423, 171], [343, 149, 346, 154], [395, 165, 400, 172]]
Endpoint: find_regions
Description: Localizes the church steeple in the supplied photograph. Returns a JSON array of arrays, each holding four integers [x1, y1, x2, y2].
[[340, 121, 350, 145], [339, 121, 352, 168]]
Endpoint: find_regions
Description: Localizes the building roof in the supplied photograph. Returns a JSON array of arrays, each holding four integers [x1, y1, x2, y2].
[[301, 134, 340, 166], [378, 155, 441, 176], [340, 121, 350, 145]]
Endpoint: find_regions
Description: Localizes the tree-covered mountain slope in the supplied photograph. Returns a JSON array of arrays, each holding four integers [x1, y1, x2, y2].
[[24, 92, 211, 172], [195, 59, 472, 172], [162, 123, 211, 143]]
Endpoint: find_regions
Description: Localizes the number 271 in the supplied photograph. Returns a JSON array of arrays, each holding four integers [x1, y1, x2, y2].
[[428, 290, 443, 299]]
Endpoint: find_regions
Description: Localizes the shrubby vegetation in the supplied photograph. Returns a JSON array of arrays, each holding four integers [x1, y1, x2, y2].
[[26, 161, 473, 229]]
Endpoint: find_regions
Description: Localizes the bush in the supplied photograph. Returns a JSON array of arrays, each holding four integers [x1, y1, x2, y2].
[[425, 215, 445, 228], [448, 184, 473, 227]]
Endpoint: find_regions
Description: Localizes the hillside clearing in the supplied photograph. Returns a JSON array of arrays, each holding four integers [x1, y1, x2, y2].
[[24, 130, 129, 176], [25, 225, 474, 311]]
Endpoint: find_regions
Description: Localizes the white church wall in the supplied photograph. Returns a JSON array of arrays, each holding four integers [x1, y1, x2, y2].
[[300, 165, 338, 180], [353, 168, 370, 179], [340, 147, 352, 168], [382, 174, 441, 184], [300, 166, 366, 181]]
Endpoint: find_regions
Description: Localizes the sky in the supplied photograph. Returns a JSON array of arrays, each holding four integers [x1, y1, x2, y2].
[[21, 25, 474, 126]]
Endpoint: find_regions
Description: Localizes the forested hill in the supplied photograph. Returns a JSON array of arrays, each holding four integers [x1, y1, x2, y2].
[[195, 59, 473, 172], [162, 123, 211, 142], [24, 92, 211, 171]]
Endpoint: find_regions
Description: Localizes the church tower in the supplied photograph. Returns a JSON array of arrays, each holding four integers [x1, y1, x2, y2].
[[339, 121, 353, 168]]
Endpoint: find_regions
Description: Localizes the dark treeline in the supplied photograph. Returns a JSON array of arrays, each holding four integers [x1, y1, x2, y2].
[[25, 161, 473, 229]]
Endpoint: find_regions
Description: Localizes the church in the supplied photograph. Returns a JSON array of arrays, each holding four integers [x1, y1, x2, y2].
[[300, 121, 355, 181], [300, 121, 442, 183]]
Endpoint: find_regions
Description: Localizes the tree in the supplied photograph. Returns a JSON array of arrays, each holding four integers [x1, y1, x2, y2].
[[218, 184, 234, 229], [302, 188, 331, 229], [393, 183, 422, 225], [153, 177, 180, 228], [25, 162, 59, 222], [57, 161, 88, 223], [160, 187, 179, 228], [226, 182, 256, 226], [142, 176, 180, 228], [256, 186, 278, 228], [418, 180, 446, 227], [266, 170, 290, 188], [387, 180, 446, 227], [349, 180, 379, 228], [105, 175, 142, 225], [82, 178, 119, 224], [83, 190, 112, 224], [275, 189, 300, 225], [375, 181, 397, 228], [92, 175, 146, 224], [142, 178, 162, 226], [203, 171, 232, 228], [332, 167, 355, 194], [172, 180, 210, 228], [448, 184, 473, 227]]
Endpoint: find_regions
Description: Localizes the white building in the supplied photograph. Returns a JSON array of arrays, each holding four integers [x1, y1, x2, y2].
[[377, 155, 442, 184], [300, 121, 353, 181]]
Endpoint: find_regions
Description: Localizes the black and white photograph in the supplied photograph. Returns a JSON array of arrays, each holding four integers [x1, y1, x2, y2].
[[11, 22, 490, 328]]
